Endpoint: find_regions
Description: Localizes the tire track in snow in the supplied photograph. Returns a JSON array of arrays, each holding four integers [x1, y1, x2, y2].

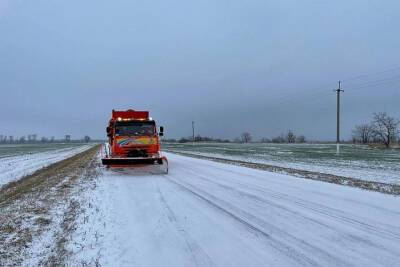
[[178, 170, 400, 262], [156, 180, 215, 267], [164, 177, 339, 267], [188, 160, 400, 215], [184, 168, 400, 242]]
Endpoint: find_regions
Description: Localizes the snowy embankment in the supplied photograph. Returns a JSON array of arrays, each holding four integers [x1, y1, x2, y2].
[[166, 149, 400, 185], [66, 152, 400, 266], [0, 144, 93, 188], [0, 146, 99, 267]]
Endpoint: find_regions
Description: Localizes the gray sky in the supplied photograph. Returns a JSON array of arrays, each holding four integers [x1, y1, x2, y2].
[[1, 0, 399, 140]]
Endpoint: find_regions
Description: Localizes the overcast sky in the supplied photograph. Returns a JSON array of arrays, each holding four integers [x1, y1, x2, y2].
[[1, 0, 399, 140]]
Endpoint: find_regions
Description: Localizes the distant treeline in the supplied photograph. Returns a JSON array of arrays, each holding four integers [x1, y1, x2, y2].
[[164, 130, 307, 144], [0, 134, 94, 144], [164, 135, 232, 144], [166, 112, 400, 148]]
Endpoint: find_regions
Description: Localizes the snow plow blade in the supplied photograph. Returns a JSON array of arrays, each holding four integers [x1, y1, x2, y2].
[[101, 156, 169, 174], [101, 158, 161, 166]]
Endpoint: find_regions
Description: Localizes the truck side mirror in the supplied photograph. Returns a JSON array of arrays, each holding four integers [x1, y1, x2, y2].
[[106, 127, 112, 137], [159, 126, 164, 137]]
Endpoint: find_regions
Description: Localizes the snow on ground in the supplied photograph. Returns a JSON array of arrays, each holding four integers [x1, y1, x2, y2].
[[67, 152, 400, 266], [168, 149, 400, 185], [19, 177, 71, 267], [0, 144, 93, 187], [0, 147, 99, 267]]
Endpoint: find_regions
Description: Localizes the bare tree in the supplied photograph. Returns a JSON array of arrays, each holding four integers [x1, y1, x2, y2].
[[287, 130, 296, 143], [371, 112, 399, 148], [352, 123, 373, 144], [241, 132, 252, 143], [84, 135, 91, 143]]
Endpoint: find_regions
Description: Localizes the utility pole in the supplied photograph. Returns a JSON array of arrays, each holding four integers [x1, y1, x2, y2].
[[192, 121, 195, 146], [335, 81, 344, 154]]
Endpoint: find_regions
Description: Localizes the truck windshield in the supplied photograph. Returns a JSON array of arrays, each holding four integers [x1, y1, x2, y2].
[[115, 121, 155, 136]]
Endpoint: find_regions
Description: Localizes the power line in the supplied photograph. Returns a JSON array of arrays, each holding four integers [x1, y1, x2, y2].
[[270, 71, 400, 107], [243, 65, 400, 121], [346, 76, 400, 91], [341, 65, 400, 83]]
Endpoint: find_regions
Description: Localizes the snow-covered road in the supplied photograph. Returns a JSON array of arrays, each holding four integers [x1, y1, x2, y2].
[[71, 152, 400, 266]]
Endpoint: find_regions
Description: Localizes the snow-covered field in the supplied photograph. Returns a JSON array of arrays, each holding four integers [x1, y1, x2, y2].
[[66, 152, 400, 266], [0, 144, 93, 187], [165, 143, 400, 185]]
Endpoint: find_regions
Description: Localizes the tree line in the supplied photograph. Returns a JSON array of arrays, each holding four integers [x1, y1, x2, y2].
[[0, 134, 93, 144], [161, 112, 400, 149], [233, 130, 307, 144], [164, 135, 231, 144], [164, 130, 307, 144]]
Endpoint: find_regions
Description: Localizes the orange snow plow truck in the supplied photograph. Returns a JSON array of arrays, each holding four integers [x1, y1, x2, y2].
[[101, 109, 168, 173]]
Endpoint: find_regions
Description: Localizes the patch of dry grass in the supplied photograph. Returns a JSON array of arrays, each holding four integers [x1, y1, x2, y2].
[[0, 145, 100, 266]]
